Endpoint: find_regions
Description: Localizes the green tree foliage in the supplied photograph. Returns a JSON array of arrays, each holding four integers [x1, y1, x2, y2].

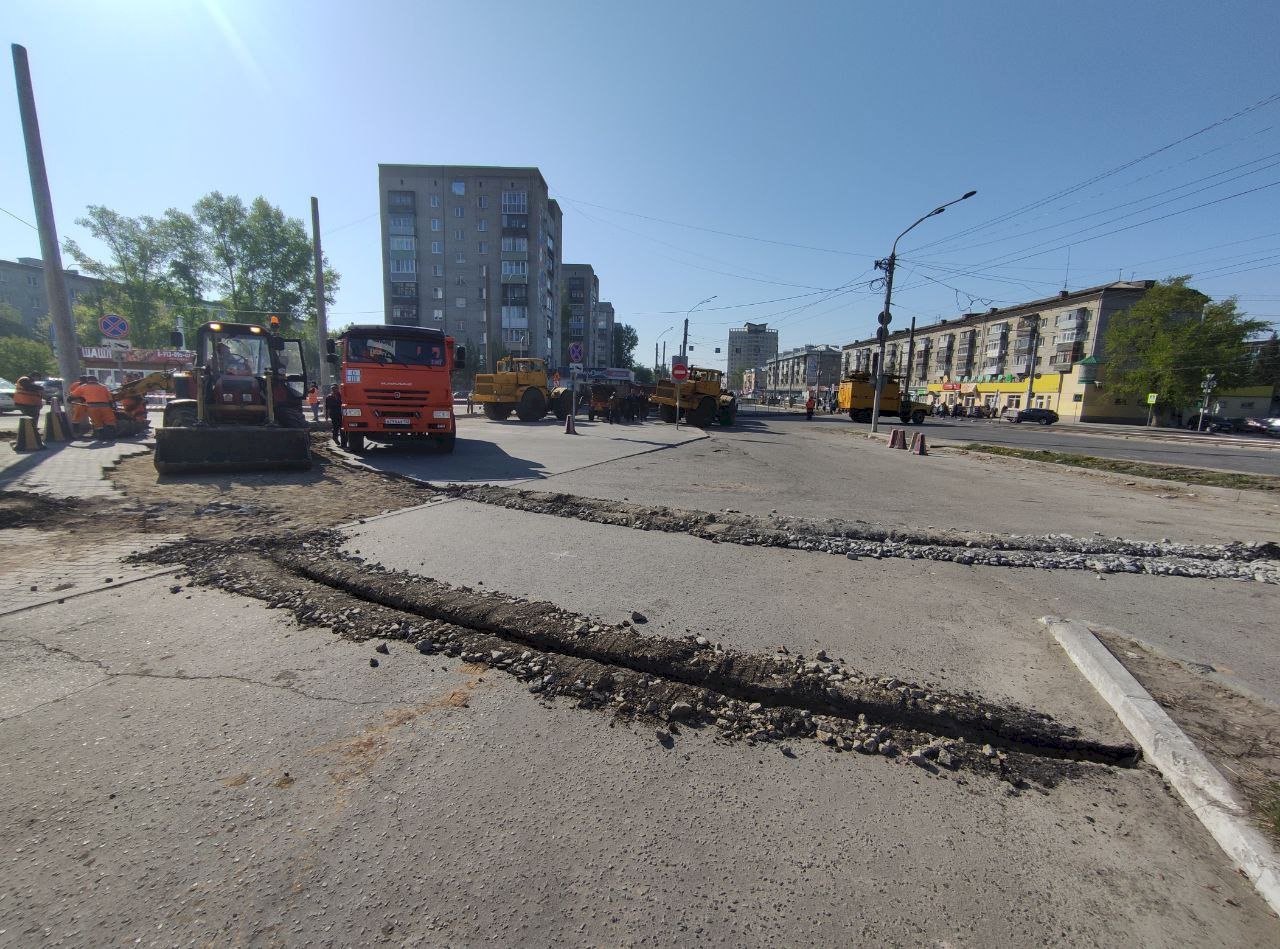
[[1101, 277, 1266, 410], [632, 365, 655, 384], [612, 323, 639, 369], [1249, 333, 1280, 387], [0, 336, 54, 380], [61, 193, 339, 348], [0, 302, 32, 339]]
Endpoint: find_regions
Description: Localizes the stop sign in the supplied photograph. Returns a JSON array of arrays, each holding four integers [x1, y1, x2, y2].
[[672, 363, 689, 382]]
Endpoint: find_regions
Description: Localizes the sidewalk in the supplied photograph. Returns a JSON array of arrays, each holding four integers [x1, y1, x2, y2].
[[0, 439, 151, 499]]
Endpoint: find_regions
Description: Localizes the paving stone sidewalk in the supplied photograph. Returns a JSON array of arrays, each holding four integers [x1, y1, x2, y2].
[[0, 440, 151, 499]]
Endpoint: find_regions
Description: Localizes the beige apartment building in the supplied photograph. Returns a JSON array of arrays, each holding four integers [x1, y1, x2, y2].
[[378, 164, 563, 370], [841, 281, 1155, 423]]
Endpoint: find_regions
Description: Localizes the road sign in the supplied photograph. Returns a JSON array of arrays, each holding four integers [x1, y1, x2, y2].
[[568, 342, 583, 363], [877, 311, 892, 327], [1146, 392, 1158, 405], [672, 363, 689, 382], [100, 313, 129, 339], [875, 326, 888, 343], [569, 362, 584, 372], [100, 337, 132, 350]]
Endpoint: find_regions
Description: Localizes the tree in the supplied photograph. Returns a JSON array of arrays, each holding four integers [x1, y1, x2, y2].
[[1249, 333, 1280, 387], [1101, 276, 1266, 412], [0, 302, 32, 339], [632, 365, 655, 384], [0, 336, 54, 380], [612, 322, 639, 369]]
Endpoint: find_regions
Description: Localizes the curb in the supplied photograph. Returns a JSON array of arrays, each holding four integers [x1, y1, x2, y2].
[[1042, 616, 1280, 916]]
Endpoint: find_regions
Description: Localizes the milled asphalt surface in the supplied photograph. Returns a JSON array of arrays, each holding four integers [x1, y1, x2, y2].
[[3, 410, 1279, 945]]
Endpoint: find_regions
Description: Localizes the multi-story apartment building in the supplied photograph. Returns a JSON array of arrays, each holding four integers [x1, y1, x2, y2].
[[378, 165, 563, 370], [726, 322, 779, 386], [762, 344, 842, 399], [0, 256, 105, 331], [841, 281, 1155, 423], [594, 301, 615, 369]]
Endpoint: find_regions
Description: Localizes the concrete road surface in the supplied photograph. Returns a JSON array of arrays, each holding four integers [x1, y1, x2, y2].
[[3, 411, 1278, 946]]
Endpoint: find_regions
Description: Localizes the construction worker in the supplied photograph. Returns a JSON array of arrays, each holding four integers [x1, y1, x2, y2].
[[13, 376, 44, 420], [67, 375, 93, 434], [306, 384, 320, 421], [75, 375, 117, 440], [324, 384, 344, 446]]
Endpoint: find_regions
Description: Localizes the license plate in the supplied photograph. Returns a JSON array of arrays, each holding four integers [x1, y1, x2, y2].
[[383, 417, 410, 427]]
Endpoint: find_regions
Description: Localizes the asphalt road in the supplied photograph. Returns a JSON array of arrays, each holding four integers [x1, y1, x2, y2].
[[742, 406, 1280, 475], [3, 411, 1278, 945]]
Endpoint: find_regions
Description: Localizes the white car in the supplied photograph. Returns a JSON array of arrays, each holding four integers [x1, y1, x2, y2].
[[0, 377, 16, 413]]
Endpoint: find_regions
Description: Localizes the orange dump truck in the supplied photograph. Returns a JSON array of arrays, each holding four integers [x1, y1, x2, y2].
[[327, 324, 466, 453]]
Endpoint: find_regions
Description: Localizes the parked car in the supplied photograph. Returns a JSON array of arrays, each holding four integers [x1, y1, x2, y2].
[[1001, 406, 1058, 425], [39, 377, 64, 403], [0, 377, 15, 413], [1183, 414, 1236, 434], [1257, 416, 1280, 437]]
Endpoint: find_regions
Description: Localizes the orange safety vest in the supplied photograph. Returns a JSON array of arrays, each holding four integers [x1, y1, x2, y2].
[[14, 384, 43, 408]]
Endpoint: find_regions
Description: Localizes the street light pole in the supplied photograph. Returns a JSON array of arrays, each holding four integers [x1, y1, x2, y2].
[[870, 190, 976, 433], [681, 295, 716, 360], [1198, 373, 1216, 432]]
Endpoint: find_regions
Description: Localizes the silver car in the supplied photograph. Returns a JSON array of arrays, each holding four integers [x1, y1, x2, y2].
[[0, 377, 16, 414]]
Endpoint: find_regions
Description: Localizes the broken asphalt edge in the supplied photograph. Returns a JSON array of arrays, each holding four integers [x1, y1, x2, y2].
[[1041, 615, 1280, 917]]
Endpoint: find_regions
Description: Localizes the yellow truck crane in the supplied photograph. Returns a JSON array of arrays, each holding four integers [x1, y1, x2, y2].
[[837, 372, 928, 425], [473, 356, 577, 421], [652, 366, 737, 427]]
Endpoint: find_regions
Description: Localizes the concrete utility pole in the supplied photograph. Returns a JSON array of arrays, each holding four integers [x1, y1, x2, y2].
[[310, 197, 329, 390], [12, 44, 80, 386], [871, 190, 975, 432], [903, 316, 917, 395], [682, 295, 716, 360], [1022, 317, 1039, 409]]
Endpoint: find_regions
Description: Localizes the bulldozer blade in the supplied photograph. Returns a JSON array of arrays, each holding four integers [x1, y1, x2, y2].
[[153, 426, 312, 475]]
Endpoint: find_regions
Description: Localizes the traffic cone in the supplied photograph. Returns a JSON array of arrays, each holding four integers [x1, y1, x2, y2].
[[14, 416, 44, 452], [564, 407, 578, 434], [888, 428, 907, 449], [910, 432, 928, 455], [43, 398, 72, 443]]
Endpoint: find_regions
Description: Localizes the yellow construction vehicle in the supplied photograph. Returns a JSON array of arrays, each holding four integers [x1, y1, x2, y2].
[[652, 366, 737, 427], [153, 320, 312, 474], [109, 371, 174, 438], [837, 372, 928, 424], [473, 356, 578, 421]]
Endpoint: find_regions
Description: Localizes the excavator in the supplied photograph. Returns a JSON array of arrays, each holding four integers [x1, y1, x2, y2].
[[152, 319, 313, 474], [107, 371, 174, 438]]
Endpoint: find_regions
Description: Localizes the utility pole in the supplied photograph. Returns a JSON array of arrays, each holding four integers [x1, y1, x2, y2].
[[903, 316, 917, 395], [654, 341, 659, 375], [680, 318, 688, 359], [1022, 317, 1039, 409], [484, 265, 495, 372], [310, 197, 329, 390], [12, 44, 79, 387]]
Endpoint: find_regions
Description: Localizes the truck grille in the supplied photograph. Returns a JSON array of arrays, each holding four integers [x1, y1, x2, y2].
[[364, 387, 432, 407]]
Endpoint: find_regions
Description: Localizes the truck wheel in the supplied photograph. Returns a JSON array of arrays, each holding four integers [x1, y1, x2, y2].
[[911, 410, 926, 425], [688, 397, 716, 428], [718, 396, 737, 426], [482, 403, 500, 420], [516, 387, 546, 422], [659, 404, 677, 423], [347, 433, 365, 453], [436, 432, 456, 453]]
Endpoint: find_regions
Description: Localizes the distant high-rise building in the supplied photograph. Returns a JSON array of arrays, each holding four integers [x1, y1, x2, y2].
[[561, 263, 614, 368], [378, 164, 563, 370], [727, 321, 779, 383], [595, 301, 615, 368]]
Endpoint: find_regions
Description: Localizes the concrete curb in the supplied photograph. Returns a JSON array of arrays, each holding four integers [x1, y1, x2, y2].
[[1042, 616, 1280, 916]]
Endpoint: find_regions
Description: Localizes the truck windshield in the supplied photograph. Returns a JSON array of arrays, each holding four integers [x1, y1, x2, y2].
[[345, 336, 445, 366]]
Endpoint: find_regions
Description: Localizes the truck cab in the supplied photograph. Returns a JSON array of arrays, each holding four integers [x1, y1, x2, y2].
[[328, 325, 465, 453]]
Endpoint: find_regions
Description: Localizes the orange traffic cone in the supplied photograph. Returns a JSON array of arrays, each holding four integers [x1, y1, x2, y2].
[[15, 416, 44, 452], [888, 428, 907, 449], [43, 398, 72, 443], [910, 432, 928, 455], [564, 405, 578, 434]]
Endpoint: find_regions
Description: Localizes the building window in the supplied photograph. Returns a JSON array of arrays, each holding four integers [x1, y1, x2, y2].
[[501, 236, 529, 252], [388, 190, 414, 209], [390, 305, 418, 324], [430, 241, 442, 254], [453, 206, 464, 218], [477, 219, 488, 232], [456, 297, 467, 308], [389, 214, 415, 234], [432, 264, 444, 276], [389, 236, 416, 252], [432, 287, 444, 300], [452, 180, 466, 196], [501, 191, 528, 214], [432, 308, 444, 322], [391, 281, 417, 298], [390, 258, 416, 274], [1007, 395, 1021, 409], [478, 195, 489, 209], [455, 251, 466, 264], [428, 195, 440, 208], [478, 241, 489, 254], [453, 228, 464, 241], [456, 275, 467, 286], [501, 260, 528, 277], [430, 218, 442, 231]]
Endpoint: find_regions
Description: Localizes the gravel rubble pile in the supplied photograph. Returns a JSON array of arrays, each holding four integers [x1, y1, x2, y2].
[[133, 532, 1138, 792]]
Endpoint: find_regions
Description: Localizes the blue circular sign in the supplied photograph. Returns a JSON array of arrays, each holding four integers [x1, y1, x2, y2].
[[568, 342, 583, 362], [100, 313, 130, 338]]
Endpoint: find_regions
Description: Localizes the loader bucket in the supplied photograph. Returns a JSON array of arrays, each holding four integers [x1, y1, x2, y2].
[[153, 426, 312, 475]]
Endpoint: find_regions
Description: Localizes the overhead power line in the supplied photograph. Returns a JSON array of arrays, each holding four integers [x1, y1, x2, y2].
[[1, 205, 37, 229]]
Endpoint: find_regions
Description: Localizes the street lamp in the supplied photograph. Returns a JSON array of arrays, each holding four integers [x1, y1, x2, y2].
[[681, 295, 717, 359], [655, 324, 675, 374], [870, 190, 977, 432]]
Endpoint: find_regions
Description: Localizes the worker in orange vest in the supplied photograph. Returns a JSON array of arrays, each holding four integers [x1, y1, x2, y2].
[[74, 376, 117, 439], [13, 376, 44, 420], [67, 376, 91, 433]]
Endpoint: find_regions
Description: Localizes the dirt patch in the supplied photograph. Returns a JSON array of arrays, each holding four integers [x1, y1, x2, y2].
[[133, 532, 1138, 792], [961, 443, 1280, 492], [1094, 627, 1280, 845]]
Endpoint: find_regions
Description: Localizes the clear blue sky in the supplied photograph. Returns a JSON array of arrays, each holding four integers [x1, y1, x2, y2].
[[5, 0, 1280, 371]]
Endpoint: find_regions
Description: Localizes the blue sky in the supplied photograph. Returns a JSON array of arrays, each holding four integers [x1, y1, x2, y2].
[[4, 0, 1280, 371]]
